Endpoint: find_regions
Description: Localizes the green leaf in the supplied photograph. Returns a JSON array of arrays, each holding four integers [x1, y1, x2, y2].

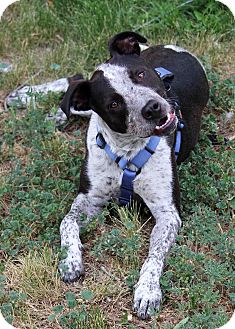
[[67, 299, 77, 308], [0, 63, 12, 73], [229, 197, 235, 210], [0, 290, 5, 298], [173, 317, 190, 329], [19, 293, 28, 300], [229, 293, 235, 304], [65, 291, 76, 301], [52, 305, 64, 314], [48, 313, 56, 322], [0, 275, 6, 282], [78, 310, 87, 321], [50, 63, 61, 70], [8, 290, 19, 301], [80, 289, 94, 301], [216, 201, 227, 209], [65, 291, 77, 308], [0, 302, 12, 314], [194, 10, 204, 21]]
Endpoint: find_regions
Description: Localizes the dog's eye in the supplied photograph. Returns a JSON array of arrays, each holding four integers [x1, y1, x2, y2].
[[110, 101, 119, 109], [137, 71, 145, 80]]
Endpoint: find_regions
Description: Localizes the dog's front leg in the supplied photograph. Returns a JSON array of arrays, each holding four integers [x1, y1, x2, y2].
[[133, 205, 181, 319], [59, 193, 103, 283]]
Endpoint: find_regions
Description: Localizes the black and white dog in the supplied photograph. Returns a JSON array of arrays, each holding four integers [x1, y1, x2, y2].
[[7, 31, 209, 319]]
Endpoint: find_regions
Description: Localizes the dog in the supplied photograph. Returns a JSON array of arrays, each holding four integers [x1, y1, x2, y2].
[[7, 31, 209, 319]]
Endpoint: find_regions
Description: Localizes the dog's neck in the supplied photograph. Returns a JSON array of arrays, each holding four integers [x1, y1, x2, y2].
[[96, 114, 150, 159]]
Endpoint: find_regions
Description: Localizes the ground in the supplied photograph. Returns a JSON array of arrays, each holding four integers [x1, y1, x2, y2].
[[0, 1, 234, 329]]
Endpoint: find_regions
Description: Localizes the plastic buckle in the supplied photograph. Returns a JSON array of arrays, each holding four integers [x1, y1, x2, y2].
[[178, 119, 184, 130]]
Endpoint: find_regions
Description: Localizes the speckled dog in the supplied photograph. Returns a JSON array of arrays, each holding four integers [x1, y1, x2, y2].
[[9, 31, 208, 319], [57, 31, 209, 319]]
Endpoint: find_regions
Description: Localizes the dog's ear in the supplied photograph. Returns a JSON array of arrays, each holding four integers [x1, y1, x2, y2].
[[108, 31, 147, 56], [60, 80, 90, 118]]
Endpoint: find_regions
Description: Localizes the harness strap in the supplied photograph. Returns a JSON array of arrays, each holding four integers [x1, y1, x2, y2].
[[174, 120, 184, 159], [96, 134, 161, 205], [119, 168, 136, 205], [155, 67, 184, 159], [130, 136, 160, 169], [154, 67, 174, 91], [119, 136, 161, 205], [173, 103, 184, 160], [154, 67, 174, 80]]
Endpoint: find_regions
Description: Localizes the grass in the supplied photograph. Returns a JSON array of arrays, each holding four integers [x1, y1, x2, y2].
[[0, 0, 235, 328]]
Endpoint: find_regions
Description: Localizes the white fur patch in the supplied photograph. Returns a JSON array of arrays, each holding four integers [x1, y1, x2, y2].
[[164, 44, 186, 53], [140, 44, 150, 51]]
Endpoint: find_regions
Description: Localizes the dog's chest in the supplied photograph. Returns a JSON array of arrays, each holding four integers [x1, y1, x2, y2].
[[133, 143, 173, 206], [86, 115, 173, 203]]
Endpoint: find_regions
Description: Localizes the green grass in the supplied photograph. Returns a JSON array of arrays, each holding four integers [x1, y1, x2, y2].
[[0, 0, 235, 328]]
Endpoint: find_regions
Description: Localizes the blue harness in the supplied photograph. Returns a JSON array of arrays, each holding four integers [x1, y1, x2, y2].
[[96, 67, 184, 206]]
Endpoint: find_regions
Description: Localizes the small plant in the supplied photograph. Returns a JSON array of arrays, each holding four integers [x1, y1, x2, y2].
[[48, 290, 108, 329], [91, 203, 146, 267], [207, 68, 235, 111], [0, 94, 83, 258], [0, 274, 28, 325]]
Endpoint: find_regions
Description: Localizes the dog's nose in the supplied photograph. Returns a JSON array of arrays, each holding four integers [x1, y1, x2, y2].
[[141, 100, 161, 120]]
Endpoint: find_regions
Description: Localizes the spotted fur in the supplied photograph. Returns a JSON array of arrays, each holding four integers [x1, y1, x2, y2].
[[98, 63, 173, 138], [59, 106, 181, 318], [7, 31, 209, 320]]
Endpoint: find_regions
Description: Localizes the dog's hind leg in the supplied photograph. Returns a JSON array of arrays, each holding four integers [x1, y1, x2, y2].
[[133, 205, 181, 319], [7, 78, 70, 108], [7, 75, 93, 125], [59, 193, 104, 282]]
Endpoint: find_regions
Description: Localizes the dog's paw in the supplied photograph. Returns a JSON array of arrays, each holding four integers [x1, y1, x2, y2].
[[133, 280, 162, 319], [59, 256, 84, 283]]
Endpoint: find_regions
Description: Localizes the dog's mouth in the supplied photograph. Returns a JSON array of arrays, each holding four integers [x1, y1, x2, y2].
[[153, 112, 177, 136]]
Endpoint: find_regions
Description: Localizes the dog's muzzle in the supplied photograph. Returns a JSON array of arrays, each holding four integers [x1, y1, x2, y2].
[[153, 111, 177, 136]]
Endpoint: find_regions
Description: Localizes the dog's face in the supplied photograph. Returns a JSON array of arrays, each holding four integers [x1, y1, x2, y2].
[[60, 31, 177, 138]]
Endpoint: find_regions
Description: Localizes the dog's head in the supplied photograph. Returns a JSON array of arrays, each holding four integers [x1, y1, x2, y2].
[[60, 31, 177, 138]]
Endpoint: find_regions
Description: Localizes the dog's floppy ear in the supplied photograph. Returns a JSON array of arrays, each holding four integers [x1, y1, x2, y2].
[[108, 31, 147, 56], [60, 80, 90, 118]]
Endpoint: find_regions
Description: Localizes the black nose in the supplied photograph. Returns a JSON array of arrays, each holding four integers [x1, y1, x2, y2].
[[141, 100, 161, 120]]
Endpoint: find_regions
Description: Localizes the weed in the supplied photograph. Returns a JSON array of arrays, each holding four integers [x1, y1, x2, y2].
[[91, 204, 146, 267], [48, 290, 108, 329]]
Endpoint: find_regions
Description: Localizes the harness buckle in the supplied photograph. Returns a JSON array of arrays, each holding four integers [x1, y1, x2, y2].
[[178, 118, 184, 130]]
